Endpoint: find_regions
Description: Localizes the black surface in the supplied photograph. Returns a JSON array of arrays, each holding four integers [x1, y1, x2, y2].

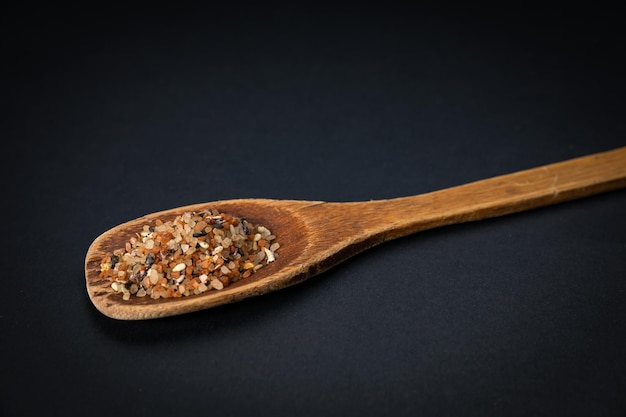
[[3, 4, 626, 416]]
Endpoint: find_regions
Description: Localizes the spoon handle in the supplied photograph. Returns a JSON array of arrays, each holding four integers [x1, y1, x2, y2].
[[320, 147, 626, 241]]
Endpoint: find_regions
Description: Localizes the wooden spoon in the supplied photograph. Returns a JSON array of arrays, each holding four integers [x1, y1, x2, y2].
[[85, 147, 626, 320]]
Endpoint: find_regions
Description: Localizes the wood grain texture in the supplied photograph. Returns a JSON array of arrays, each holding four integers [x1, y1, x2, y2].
[[85, 147, 626, 320]]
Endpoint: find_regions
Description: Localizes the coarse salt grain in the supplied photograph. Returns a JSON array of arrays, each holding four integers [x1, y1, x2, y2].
[[264, 247, 275, 263], [149, 268, 159, 284]]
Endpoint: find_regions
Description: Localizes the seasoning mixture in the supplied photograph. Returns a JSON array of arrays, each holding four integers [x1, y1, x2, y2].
[[98, 209, 279, 300]]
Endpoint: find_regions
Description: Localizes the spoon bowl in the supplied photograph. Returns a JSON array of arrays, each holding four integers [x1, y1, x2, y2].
[[86, 147, 626, 320], [86, 199, 312, 319]]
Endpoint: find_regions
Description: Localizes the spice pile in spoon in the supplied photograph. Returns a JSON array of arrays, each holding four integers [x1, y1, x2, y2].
[[98, 209, 279, 300]]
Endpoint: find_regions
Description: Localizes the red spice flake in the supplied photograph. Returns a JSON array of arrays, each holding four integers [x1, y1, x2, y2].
[[99, 209, 278, 300]]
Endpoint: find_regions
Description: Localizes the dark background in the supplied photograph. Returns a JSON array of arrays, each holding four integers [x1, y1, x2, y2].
[[3, 3, 625, 416]]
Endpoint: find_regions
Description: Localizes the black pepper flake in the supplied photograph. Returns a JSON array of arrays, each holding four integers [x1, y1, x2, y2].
[[145, 253, 155, 267], [193, 231, 207, 237], [129, 270, 145, 284]]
